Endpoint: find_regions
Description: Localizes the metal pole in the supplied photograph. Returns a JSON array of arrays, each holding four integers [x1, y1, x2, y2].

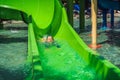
[[102, 9, 107, 30], [111, 9, 114, 29], [67, 0, 73, 26], [79, 0, 85, 32]]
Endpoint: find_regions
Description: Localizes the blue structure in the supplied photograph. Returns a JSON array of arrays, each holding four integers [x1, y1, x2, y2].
[[98, 0, 120, 30], [101, 9, 108, 30]]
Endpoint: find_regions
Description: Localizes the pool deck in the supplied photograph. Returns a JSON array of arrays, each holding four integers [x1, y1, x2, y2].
[[74, 13, 120, 68]]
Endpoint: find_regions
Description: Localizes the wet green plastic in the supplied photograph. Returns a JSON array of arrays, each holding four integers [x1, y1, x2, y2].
[[0, 0, 120, 80]]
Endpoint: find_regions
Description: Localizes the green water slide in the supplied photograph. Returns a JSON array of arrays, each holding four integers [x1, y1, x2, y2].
[[0, 0, 120, 80]]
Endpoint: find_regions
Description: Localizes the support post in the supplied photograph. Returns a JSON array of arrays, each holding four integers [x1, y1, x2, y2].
[[79, 0, 85, 32], [67, 0, 73, 26], [0, 19, 3, 29], [101, 9, 107, 30], [111, 9, 114, 29], [89, 0, 101, 49], [91, 0, 97, 49]]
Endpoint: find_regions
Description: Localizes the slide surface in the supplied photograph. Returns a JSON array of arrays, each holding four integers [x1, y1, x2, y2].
[[0, 0, 120, 80]]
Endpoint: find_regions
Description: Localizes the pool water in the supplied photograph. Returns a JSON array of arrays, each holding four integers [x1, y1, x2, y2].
[[0, 22, 32, 80]]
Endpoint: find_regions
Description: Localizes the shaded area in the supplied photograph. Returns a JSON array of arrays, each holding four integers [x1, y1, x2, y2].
[[100, 30, 120, 47], [0, 22, 32, 80], [4, 26, 28, 30], [0, 36, 27, 44]]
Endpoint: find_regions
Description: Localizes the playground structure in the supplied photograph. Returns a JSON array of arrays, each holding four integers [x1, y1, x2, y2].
[[65, 0, 120, 49], [98, 0, 120, 30], [0, 0, 120, 80], [90, 0, 120, 49]]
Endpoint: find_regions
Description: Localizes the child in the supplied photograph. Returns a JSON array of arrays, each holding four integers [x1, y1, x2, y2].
[[73, 2, 80, 18]]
